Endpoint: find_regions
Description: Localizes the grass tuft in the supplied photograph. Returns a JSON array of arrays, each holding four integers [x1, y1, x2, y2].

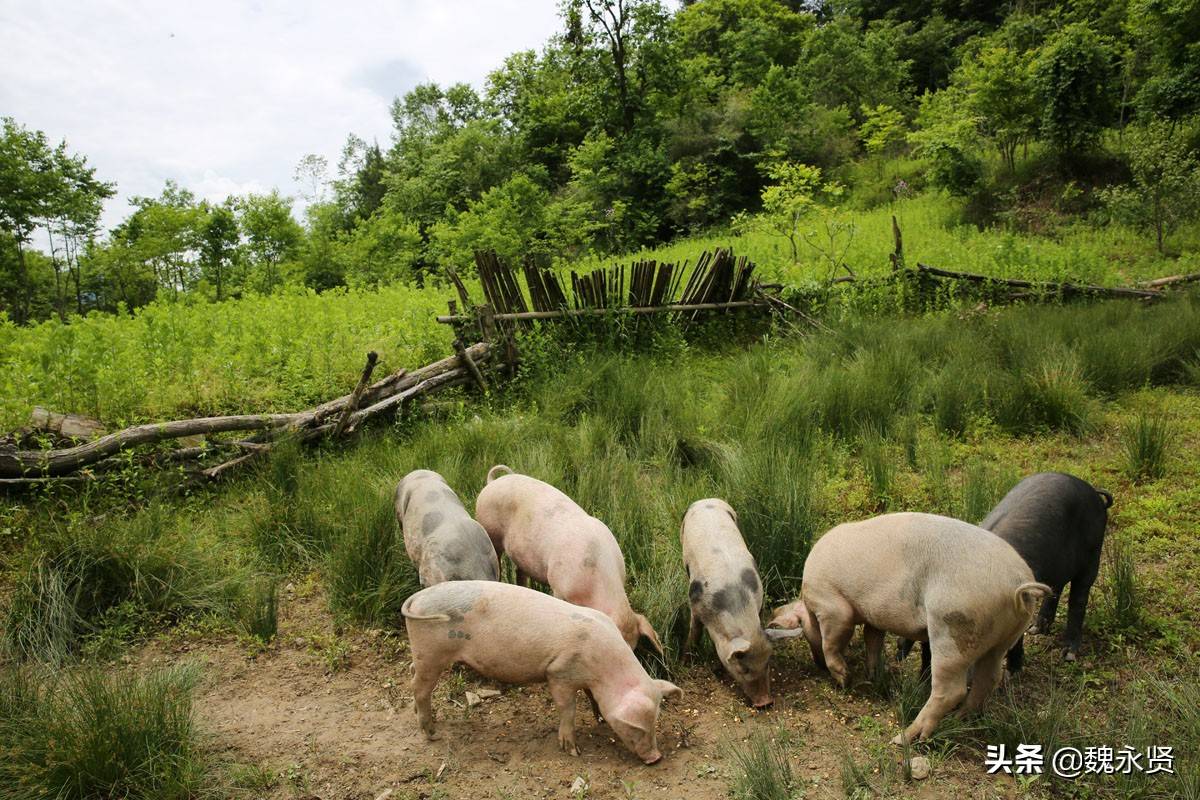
[[727, 728, 797, 800], [1121, 410, 1171, 482], [0, 664, 208, 800]]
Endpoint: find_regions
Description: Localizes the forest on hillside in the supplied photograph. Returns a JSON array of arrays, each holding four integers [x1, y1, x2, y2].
[[2, 0, 1199, 325]]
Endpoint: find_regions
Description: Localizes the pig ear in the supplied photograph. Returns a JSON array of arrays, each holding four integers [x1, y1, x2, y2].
[[655, 679, 683, 702], [764, 627, 807, 641], [728, 637, 752, 659], [636, 614, 665, 658]]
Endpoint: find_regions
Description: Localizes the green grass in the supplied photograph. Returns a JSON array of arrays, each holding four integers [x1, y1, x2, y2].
[[0, 664, 208, 800]]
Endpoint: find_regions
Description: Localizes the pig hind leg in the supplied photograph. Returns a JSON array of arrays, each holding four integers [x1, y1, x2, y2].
[[1030, 585, 1062, 635], [894, 654, 969, 745], [548, 680, 580, 756], [412, 654, 450, 740], [962, 646, 1005, 715], [1063, 561, 1100, 661]]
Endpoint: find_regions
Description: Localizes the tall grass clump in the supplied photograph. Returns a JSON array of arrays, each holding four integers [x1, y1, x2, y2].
[[0, 664, 207, 800], [959, 460, 1016, 524], [1121, 410, 1171, 482], [726, 729, 797, 800], [858, 424, 895, 509], [239, 577, 279, 642], [248, 437, 336, 566], [324, 486, 419, 627], [719, 441, 823, 599], [2, 508, 252, 664], [1106, 536, 1141, 630]]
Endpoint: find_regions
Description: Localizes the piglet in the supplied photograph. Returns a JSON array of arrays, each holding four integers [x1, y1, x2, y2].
[[395, 469, 500, 586], [900, 471, 1112, 672], [767, 512, 1050, 744], [475, 465, 664, 656], [402, 580, 682, 763], [680, 498, 773, 707]]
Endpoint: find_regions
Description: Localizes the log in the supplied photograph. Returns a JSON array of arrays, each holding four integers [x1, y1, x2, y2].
[[915, 263, 1162, 300], [437, 299, 763, 324], [1139, 272, 1200, 289], [1, 342, 491, 478], [29, 407, 106, 440], [332, 351, 379, 437]]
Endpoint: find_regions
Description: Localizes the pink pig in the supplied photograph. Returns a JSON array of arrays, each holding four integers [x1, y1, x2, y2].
[[402, 580, 682, 763], [474, 465, 664, 656]]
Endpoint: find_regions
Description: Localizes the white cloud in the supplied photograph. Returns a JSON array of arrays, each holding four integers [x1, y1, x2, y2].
[[0, 0, 562, 230]]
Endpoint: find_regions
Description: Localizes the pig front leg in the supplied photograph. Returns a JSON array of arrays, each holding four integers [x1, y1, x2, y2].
[[818, 616, 854, 688], [586, 688, 604, 722], [683, 608, 701, 660], [548, 681, 580, 756]]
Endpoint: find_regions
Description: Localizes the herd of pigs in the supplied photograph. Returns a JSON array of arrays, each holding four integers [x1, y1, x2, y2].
[[398, 465, 1112, 764]]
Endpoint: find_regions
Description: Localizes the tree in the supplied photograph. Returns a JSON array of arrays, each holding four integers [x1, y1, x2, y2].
[[909, 87, 984, 196], [735, 161, 848, 269], [199, 202, 240, 300], [860, 103, 908, 173], [294, 154, 330, 204], [237, 192, 302, 293], [955, 39, 1038, 172], [333, 206, 422, 288], [0, 118, 111, 323], [1100, 120, 1200, 253], [1033, 23, 1118, 157]]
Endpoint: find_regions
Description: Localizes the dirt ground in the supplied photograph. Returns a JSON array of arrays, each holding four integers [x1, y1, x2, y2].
[[137, 589, 1028, 800]]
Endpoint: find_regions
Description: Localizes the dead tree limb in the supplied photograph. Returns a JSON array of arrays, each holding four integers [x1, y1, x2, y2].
[[915, 263, 1162, 300], [453, 339, 489, 392], [332, 351, 379, 437], [1, 343, 491, 478], [1139, 272, 1200, 289]]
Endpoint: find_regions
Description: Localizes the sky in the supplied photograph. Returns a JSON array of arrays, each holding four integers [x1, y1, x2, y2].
[[0, 0, 563, 230]]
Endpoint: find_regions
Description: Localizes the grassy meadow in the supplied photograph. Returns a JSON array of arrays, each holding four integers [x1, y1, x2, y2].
[[3, 291, 1200, 797]]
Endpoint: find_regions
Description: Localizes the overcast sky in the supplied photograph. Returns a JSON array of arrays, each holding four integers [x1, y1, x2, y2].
[[0, 0, 563, 230]]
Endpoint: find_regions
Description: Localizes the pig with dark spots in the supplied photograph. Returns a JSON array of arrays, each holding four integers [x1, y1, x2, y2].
[[394, 469, 500, 586], [766, 513, 1051, 745], [900, 472, 1112, 673], [680, 499, 773, 707], [402, 581, 682, 764], [474, 465, 664, 656]]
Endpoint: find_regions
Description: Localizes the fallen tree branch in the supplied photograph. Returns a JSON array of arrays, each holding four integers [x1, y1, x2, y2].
[[915, 263, 1162, 300], [1, 342, 491, 478], [332, 351, 380, 437], [1139, 272, 1200, 289]]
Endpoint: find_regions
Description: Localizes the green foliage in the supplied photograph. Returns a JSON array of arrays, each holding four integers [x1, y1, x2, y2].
[[859, 103, 906, 161], [325, 487, 419, 627], [1106, 535, 1142, 630], [0, 664, 208, 800]]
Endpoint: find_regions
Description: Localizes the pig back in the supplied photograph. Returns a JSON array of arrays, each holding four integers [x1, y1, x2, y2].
[[980, 472, 1108, 584]]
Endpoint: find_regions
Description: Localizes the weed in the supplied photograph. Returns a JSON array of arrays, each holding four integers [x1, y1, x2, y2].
[[1106, 536, 1141, 630]]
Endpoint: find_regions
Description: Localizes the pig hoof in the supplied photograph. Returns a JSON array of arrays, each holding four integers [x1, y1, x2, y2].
[[559, 739, 579, 757], [890, 733, 906, 746], [1064, 650, 1077, 662]]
